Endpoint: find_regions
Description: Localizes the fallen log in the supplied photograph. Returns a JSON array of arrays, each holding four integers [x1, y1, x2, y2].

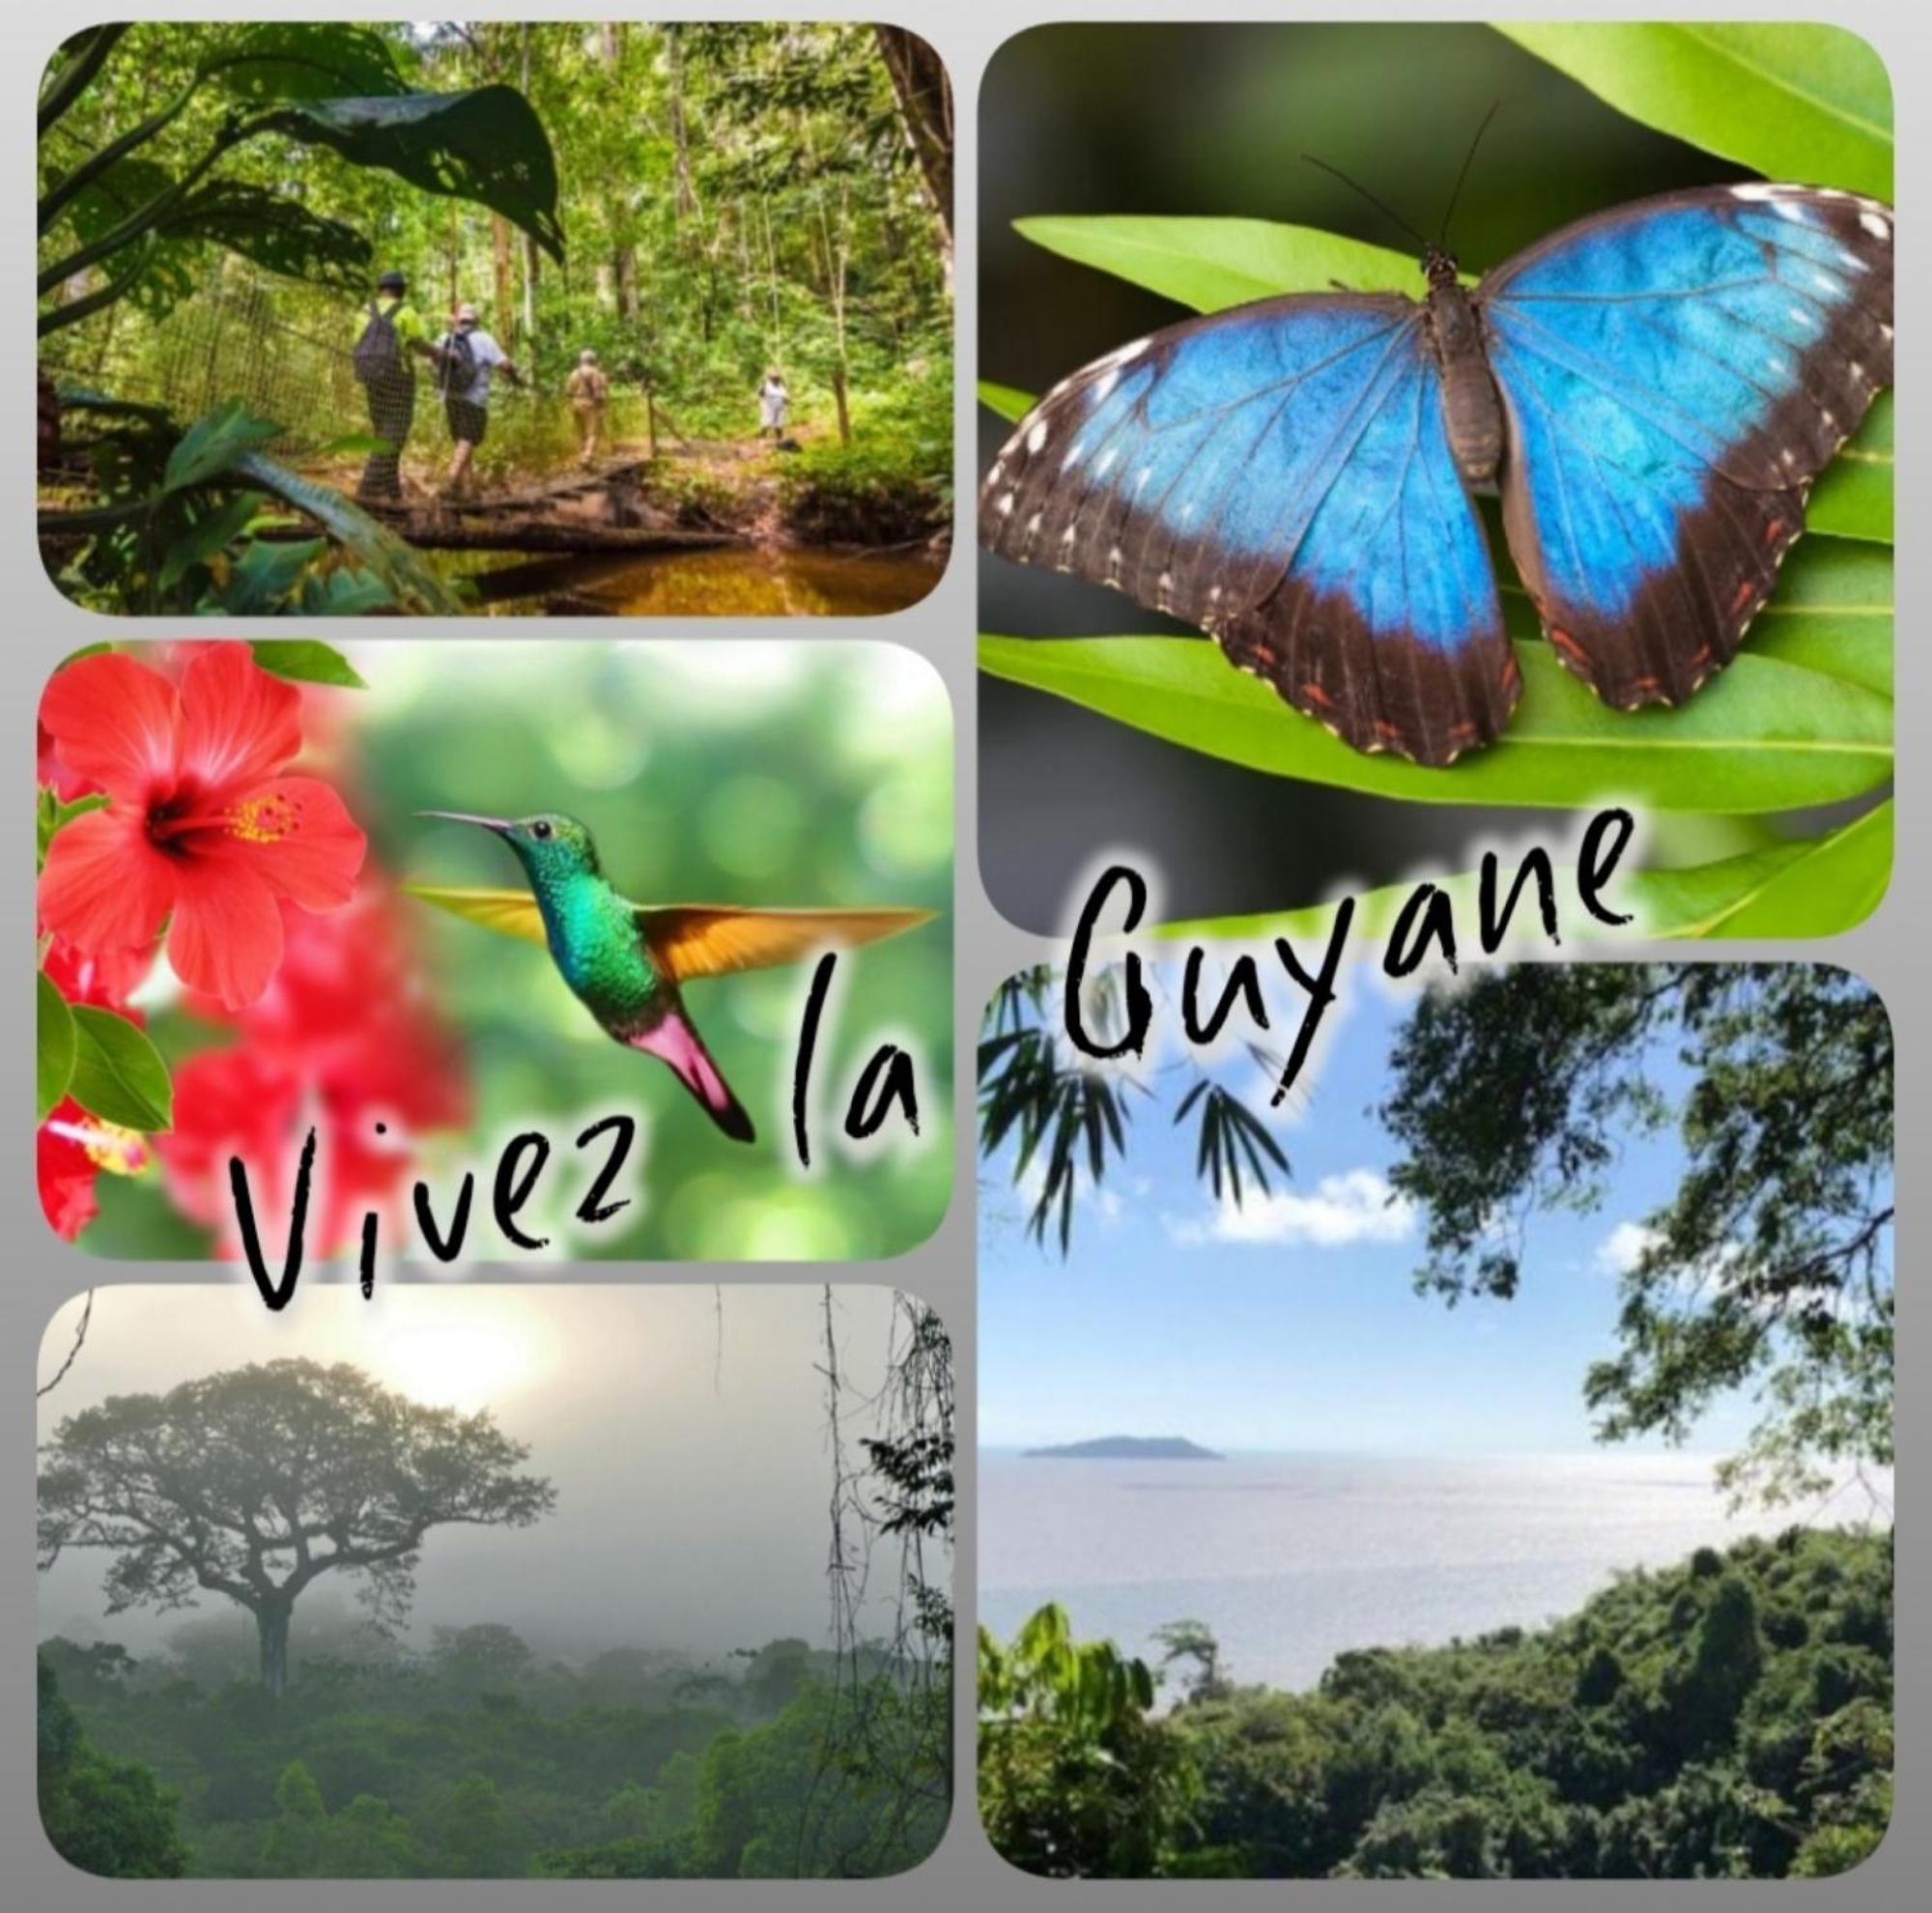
[[259, 513, 741, 556]]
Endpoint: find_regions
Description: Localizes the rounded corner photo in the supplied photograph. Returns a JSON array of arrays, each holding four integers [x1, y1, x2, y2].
[[37, 20, 954, 619], [975, 20, 1891, 943], [35, 1283, 955, 1879], [976, 955, 1893, 1879], [34, 637, 952, 1265]]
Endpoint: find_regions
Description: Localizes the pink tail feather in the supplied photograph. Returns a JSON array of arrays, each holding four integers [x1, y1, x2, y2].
[[631, 1010, 755, 1143]]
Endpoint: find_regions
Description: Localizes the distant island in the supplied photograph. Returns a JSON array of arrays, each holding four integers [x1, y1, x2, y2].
[[1021, 1436, 1224, 1461]]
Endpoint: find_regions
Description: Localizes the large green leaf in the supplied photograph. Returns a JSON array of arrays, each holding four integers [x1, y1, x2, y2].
[[1496, 23, 1892, 200], [37, 971, 76, 1125], [1631, 801, 1891, 937], [233, 450, 466, 614], [162, 399, 282, 493], [1738, 536, 1891, 697], [1014, 214, 1433, 313], [980, 635, 1891, 814], [1157, 803, 1890, 944], [204, 21, 409, 103], [68, 1006, 173, 1133], [262, 88, 565, 263], [1809, 391, 1892, 544], [162, 181, 370, 294]]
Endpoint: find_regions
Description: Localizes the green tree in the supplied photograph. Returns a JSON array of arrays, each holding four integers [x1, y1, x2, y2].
[[37, 1654, 189, 1878], [1380, 966, 1892, 1503], [38, 1357, 556, 1698]]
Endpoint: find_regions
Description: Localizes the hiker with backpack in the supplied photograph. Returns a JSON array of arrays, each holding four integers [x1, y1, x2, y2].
[[351, 270, 432, 501], [564, 349, 611, 468], [432, 302, 521, 500], [757, 369, 790, 441]]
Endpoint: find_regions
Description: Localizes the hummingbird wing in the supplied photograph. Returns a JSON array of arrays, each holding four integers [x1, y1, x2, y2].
[[636, 904, 935, 985], [404, 885, 547, 946]]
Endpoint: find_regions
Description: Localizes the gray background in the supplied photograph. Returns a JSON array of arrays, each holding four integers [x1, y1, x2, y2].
[[4, 2, 1921, 1908]]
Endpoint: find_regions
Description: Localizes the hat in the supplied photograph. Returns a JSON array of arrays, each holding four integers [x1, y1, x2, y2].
[[580, 349, 598, 364], [377, 270, 406, 292], [455, 302, 478, 327]]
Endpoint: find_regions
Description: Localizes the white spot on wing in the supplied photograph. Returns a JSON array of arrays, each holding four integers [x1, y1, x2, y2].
[[1860, 210, 1890, 241], [1091, 369, 1121, 403], [1027, 420, 1049, 454]]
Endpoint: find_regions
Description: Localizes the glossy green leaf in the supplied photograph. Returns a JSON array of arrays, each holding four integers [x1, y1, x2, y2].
[[1496, 23, 1892, 200], [162, 181, 371, 296], [68, 1005, 173, 1133], [37, 971, 76, 1125], [1014, 214, 1434, 313], [1157, 802, 1890, 945], [250, 640, 367, 689], [1809, 391, 1892, 544], [980, 635, 1890, 814]]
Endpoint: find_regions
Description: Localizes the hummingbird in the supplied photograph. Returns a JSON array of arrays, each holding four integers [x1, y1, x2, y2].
[[412, 811, 934, 1143]]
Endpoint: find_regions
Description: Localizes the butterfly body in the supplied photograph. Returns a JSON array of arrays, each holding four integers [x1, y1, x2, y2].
[[983, 184, 1893, 764]]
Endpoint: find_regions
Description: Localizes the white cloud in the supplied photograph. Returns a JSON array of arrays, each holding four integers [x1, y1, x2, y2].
[[1166, 1168, 1415, 1248], [1596, 1221, 1660, 1276]]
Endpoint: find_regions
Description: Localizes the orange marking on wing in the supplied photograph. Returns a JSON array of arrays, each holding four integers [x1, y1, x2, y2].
[[1548, 627, 1589, 668], [1762, 518, 1788, 548], [1730, 579, 1756, 614], [1300, 681, 1335, 712]]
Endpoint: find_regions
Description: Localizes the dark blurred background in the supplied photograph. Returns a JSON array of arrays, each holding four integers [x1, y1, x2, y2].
[[978, 21, 1750, 932]]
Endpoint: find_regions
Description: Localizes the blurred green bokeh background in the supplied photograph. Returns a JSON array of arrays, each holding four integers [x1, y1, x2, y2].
[[91, 642, 953, 1264], [977, 21, 1850, 930]]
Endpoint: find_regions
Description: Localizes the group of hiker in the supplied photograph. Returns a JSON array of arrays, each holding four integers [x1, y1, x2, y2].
[[352, 267, 796, 505], [350, 268, 607, 503]]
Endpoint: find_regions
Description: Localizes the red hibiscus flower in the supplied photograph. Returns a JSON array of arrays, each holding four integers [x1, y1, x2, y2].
[[157, 887, 470, 1257], [37, 646, 367, 1011]]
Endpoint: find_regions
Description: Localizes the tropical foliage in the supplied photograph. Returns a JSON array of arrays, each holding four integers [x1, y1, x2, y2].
[[980, 1528, 1891, 1877]]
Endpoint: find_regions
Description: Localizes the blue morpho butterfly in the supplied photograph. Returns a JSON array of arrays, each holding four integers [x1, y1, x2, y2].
[[980, 164, 1894, 766]]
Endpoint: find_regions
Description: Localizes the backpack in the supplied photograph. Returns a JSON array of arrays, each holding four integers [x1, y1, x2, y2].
[[435, 328, 478, 398], [352, 300, 404, 386]]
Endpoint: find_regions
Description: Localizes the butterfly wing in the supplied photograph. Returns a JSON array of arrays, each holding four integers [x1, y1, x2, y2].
[[981, 297, 1520, 765], [1480, 184, 1893, 707]]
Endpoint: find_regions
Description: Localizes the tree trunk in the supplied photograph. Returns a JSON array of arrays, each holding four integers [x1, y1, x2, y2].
[[492, 217, 514, 339], [873, 27, 953, 294], [667, 26, 701, 227], [256, 1599, 293, 1699]]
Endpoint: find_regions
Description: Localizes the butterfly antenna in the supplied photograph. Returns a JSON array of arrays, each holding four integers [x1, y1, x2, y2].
[[1438, 100, 1501, 247], [1302, 155, 1430, 252]]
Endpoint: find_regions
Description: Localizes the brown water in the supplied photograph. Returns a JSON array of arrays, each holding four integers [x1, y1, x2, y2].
[[449, 544, 945, 616]]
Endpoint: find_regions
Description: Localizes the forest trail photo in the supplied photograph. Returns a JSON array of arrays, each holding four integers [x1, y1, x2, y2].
[[37, 21, 953, 617]]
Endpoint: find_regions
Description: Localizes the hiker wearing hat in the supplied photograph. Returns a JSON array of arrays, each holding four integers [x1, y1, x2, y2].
[[350, 270, 431, 501], [433, 301, 521, 499], [564, 349, 611, 468]]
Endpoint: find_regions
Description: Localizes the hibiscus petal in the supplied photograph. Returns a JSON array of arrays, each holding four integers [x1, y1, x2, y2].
[[166, 856, 285, 1010], [39, 653, 181, 799], [214, 776, 368, 911], [178, 644, 303, 791], [38, 809, 174, 959]]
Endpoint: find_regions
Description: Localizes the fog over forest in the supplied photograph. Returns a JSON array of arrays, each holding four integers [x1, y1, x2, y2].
[[39, 1283, 915, 1667]]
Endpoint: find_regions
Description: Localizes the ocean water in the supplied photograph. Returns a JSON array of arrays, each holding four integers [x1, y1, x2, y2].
[[979, 1450, 1883, 1694]]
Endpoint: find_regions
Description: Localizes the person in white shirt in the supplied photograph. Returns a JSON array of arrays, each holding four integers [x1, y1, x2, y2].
[[433, 302, 522, 498], [757, 369, 789, 440]]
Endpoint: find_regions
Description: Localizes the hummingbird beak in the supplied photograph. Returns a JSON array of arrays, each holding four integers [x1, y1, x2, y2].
[[417, 810, 512, 835]]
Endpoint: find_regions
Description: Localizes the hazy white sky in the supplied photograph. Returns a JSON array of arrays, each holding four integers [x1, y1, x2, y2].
[[38, 1283, 937, 1665]]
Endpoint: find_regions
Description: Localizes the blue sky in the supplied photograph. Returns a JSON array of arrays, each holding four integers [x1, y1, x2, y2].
[[980, 967, 1756, 1459]]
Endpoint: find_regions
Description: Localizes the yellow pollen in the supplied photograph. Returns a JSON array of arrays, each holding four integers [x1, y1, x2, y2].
[[47, 1115, 147, 1176], [226, 792, 299, 844]]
